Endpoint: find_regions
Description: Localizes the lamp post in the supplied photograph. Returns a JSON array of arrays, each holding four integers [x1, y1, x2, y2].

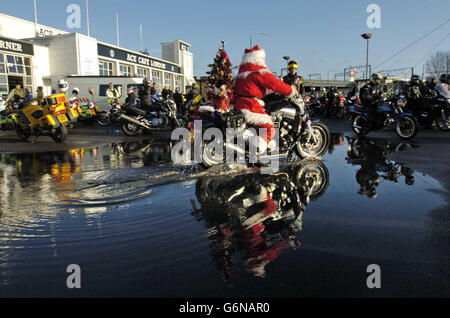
[[250, 32, 269, 48], [361, 33, 372, 80]]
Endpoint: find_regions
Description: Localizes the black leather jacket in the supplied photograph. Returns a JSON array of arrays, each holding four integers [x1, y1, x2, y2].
[[283, 74, 305, 95], [359, 82, 382, 107]]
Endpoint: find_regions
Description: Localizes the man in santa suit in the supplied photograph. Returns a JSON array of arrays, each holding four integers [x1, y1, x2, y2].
[[233, 45, 307, 153]]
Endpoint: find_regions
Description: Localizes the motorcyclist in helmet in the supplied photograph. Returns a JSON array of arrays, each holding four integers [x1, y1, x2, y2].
[[359, 72, 384, 128], [404, 75, 423, 113], [324, 86, 337, 117], [57, 79, 69, 95], [138, 77, 152, 111], [283, 60, 305, 95]]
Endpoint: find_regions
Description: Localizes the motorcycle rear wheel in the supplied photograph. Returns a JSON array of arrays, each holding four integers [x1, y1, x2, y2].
[[97, 111, 111, 126], [15, 125, 30, 141], [395, 116, 418, 139], [121, 122, 142, 136], [294, 122, 330, 159], [51, 126, 68, 143], [352, 115, 369, 135]]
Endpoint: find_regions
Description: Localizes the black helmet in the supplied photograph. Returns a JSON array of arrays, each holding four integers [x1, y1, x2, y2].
[[410, 74, 421, 86], [439, 74, 447, 83], [371, 72, 382, 82]]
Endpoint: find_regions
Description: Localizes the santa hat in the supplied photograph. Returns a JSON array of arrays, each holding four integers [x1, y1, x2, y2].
[[241, 45, 267, 67]]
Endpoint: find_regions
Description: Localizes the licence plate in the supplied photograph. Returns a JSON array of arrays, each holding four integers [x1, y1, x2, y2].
[[57, 114, 68, 123]]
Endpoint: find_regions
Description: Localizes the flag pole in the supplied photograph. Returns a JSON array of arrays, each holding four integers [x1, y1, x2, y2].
[[116, 11, 120, 46], [33, 0, 38, 36], [86, 0, 90, 37]]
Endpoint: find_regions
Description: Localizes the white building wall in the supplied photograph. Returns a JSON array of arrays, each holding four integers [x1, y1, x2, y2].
[[77, 35, 99, 76], [0, 13, 67, 39], [32, 45, 50, 88]]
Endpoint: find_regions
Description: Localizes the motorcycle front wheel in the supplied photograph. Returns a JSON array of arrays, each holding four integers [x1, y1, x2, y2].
[[395, 116, 418, 139], [51, 126, 68, 143], [201, 138, 224, 168], [436, 110, 450, 131], [295, 122, 330, 159], [121, 122, 142, 136], [97, 111, 111, 126], [295, 159, 329, 200]]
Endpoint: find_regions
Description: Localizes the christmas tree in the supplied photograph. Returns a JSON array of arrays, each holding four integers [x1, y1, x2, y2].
[[205, 48, 234, 112]]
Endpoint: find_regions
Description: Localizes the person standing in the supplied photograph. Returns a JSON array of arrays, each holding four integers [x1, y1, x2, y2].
[[150, 82, 160, 103], [7, 84, 24, 102], [36, 86, 44, 100], [106, 83, 121, 105]]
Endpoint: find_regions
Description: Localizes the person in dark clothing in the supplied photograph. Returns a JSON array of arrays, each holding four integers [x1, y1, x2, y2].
[[138, 78, 152, 110], [125, 87, 137, 105], [347, 82, 358, 99], [184, 83, 199, 102], [282, 60, 305, 95], [161, 86, 173, 100], [324, 86, 337, 117], [404, 75, 423, 113], [173, 89, 184, 113], [359, 73, 383, 127]]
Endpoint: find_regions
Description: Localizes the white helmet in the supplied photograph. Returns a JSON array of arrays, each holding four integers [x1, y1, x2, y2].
[[72, 87, 80, 94], [57, 79, 69, 93]]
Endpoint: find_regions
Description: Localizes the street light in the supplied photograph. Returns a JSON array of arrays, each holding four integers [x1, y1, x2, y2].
[[361, 33, 372, 80], [250, 32, 269, 48], [280, 56, 290, 77]]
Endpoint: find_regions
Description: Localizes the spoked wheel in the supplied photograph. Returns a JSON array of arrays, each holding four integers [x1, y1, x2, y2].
[[294, 122, 330, 159], [51, 126, 68, 143], [295, 160, 330, 200], [436, 110, 450, 131], [97, 111, 111, 126], [15, 125, 30, 141], [121, 122, 142, 136], [352, 115, 369, 135], [201, 137, 224, 168], [395, 116, 418, 139]]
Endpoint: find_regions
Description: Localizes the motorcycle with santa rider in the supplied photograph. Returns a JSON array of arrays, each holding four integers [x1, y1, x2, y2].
[[187, 45, 330, 168]]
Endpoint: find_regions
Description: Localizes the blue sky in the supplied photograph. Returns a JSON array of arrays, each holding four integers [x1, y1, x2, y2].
[[1, 0, 449, 77]]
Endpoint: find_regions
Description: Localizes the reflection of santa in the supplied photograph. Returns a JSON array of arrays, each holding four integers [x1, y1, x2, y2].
[[233, 45, 296, 148]]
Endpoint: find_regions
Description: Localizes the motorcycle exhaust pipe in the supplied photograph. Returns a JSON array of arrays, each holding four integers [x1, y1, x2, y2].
[[120, 114, 152, 130], [224, 142, 246, 155]]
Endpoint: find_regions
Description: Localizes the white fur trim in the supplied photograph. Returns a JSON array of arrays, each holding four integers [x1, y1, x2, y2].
[[241, 109, 273, 126], [198, 105, 216, 113], [236, 68, 269, 79], [241, 49, 267, 67]]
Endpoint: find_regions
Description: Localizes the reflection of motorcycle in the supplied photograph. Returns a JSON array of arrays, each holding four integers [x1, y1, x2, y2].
[[120, 99, 187, 136], [192, 160, 329, 281], [345, 136, 416, 198], [193, 93, 330, 168], [350, 95, 419, 139]]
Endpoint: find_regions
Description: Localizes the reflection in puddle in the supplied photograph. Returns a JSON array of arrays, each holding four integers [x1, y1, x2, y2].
[[191, 160, 329, 281], [345, 136, 417, 198]]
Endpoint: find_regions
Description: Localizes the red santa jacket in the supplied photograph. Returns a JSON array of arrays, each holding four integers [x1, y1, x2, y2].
[[233, 45, 295, 126]]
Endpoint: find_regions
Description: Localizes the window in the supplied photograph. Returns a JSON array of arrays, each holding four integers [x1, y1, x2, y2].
[[163, 73, 172, 88], [119, 64, 132, 76], [99, 60, 113, 76], [137, 67, 148, 78], [0, 54, 5, 74], [151, 70, 160, 84], [0, 74, 7, 95]]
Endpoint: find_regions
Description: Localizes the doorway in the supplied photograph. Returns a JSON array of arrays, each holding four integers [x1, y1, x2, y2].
[[8, 75, 24, 92]]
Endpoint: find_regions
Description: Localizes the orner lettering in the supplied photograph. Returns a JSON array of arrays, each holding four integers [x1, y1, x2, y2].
[[0, 40, 23, 53]]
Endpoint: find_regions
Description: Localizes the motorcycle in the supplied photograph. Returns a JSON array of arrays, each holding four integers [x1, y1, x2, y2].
[[193, 93, 331, 168], [46, 93, 79, 125], [349, 94, 419, 140], [97, 100, 124, 126], [120, 99, 187, 136], [69, 97, 100, 125], [407, 95, 450, 131], [11, 98, 69, 143], [0, 98, 17, 130], [325, 92, 345, 118], [192, 159, 329, 280]]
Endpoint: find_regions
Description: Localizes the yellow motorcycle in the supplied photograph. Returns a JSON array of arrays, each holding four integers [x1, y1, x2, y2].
[[46, 93, 79, 126], [11, 98, 69, 143]]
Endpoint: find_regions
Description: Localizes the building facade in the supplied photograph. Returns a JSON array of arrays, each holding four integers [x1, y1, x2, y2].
[[0, 13, 194, 101]]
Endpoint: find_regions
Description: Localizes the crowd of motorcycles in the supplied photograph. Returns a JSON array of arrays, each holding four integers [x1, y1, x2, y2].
[[304, 80, 450, 140]]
